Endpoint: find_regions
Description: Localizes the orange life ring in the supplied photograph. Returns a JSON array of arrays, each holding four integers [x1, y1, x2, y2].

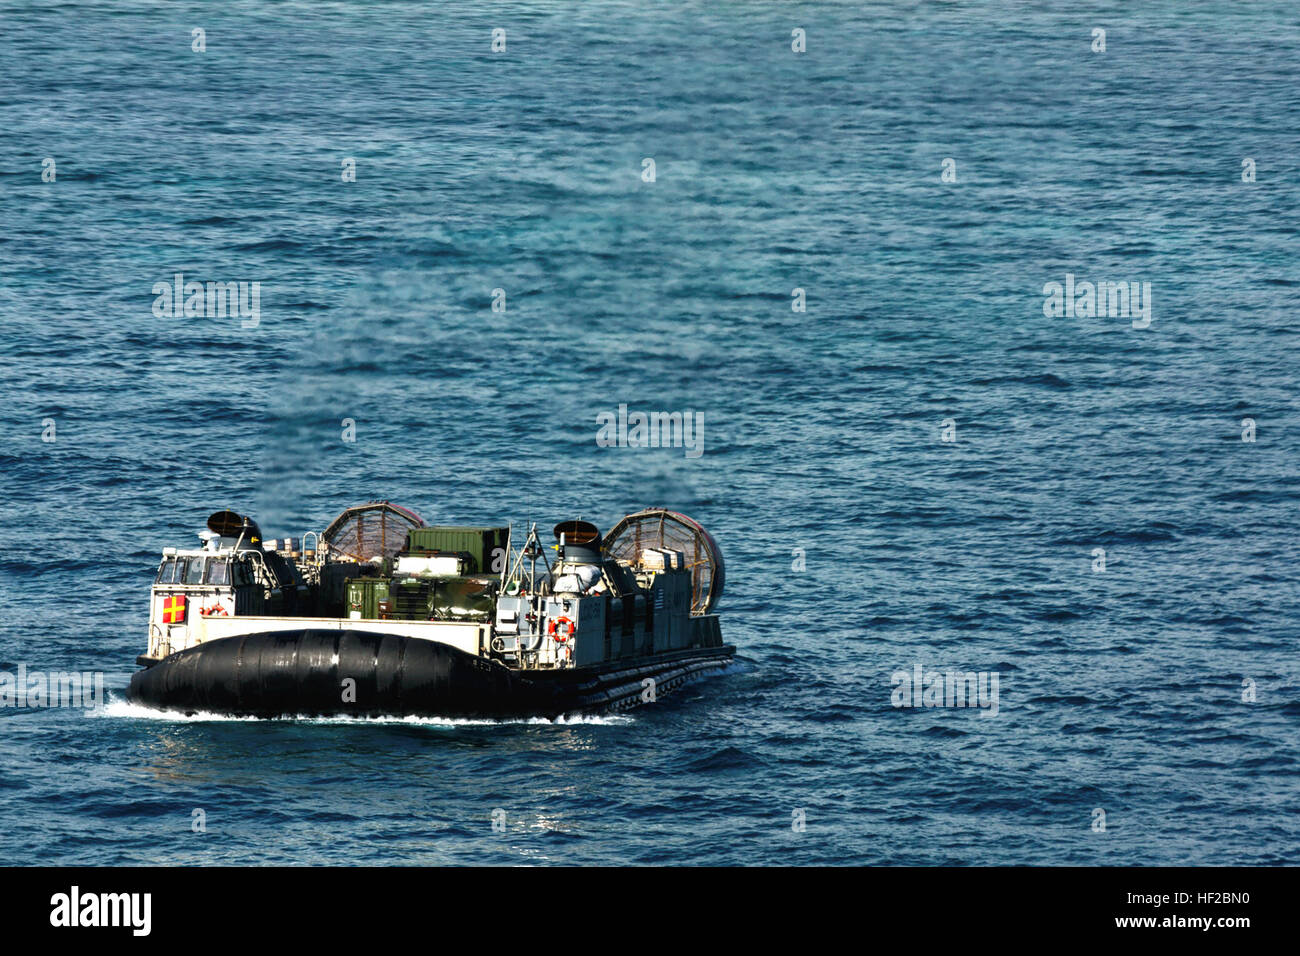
[[547, 616, 575, 642], [201, 604, 229, 617]]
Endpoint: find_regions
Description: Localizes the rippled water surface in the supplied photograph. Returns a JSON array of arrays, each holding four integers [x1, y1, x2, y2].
[[1, 1, 1297, 864]]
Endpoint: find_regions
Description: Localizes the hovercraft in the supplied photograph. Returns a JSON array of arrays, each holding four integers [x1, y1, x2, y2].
[[127, 505, 732, 719]]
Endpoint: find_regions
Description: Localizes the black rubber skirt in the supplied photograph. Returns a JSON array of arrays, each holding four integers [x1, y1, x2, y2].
[[127, 629, 735, 719]]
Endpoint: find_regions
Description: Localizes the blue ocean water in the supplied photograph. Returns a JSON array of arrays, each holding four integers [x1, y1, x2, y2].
[[1, 1, 1297, 865]]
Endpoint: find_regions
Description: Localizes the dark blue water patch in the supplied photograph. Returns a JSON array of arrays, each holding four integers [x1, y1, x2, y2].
[[76, 797, 204, 819], [920, 725, 969, 739], [1061, 725, 1117, 735], [180, 216, 241, 226], [968, 373, 1072, 389], [803, 707, 862, 724], [683, 747, 766, 773], [1026, 696, 1096, 706]]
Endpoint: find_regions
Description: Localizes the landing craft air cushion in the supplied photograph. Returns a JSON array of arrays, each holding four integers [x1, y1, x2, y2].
[[127, 504, 733, 718]]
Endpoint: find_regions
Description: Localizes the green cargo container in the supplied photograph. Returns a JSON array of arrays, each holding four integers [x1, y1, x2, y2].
[[345, 577, 391, 620], [404, 526, 509, 576], [428, 577, 496, 622]]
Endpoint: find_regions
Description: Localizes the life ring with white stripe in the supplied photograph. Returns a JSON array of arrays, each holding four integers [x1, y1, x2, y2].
[[547, 616, 575, 642]]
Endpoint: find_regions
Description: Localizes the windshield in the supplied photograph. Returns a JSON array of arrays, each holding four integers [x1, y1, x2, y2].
[[156, 558, 186, 584], [204, 560, 229, 585], [184, 557, 206, 585]]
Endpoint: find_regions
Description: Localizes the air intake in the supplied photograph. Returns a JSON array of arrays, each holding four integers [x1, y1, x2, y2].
[[552, 520, 602, 564]]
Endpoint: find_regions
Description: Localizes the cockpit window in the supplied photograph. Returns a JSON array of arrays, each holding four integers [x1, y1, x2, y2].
[[184, 557, 206, 585], [156, 558, 186, 584], [204, 560, 229, 585]]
